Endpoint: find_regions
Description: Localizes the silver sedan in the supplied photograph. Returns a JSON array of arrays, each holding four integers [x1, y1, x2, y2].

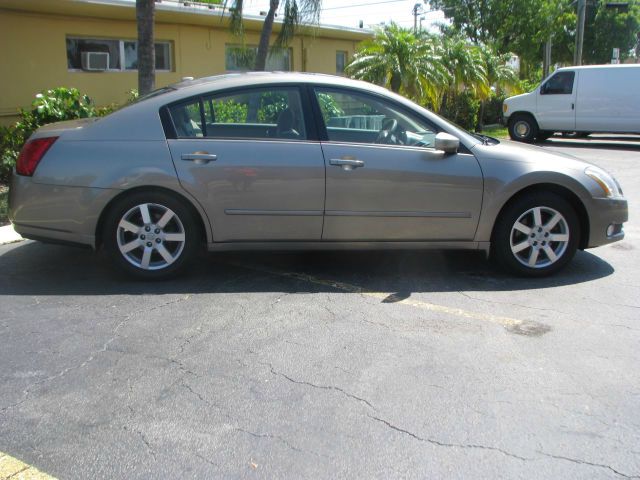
[[9, 73, 628, 279]]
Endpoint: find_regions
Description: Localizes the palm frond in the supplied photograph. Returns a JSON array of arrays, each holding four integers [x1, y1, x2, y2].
[[222, 0, 244, 36]]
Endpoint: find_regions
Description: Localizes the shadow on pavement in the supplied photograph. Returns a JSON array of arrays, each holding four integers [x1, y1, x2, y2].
[[0, 240, 615, 296]]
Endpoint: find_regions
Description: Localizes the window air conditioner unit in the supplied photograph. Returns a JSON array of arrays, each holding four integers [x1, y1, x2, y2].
[[81, 52, 109, 71]]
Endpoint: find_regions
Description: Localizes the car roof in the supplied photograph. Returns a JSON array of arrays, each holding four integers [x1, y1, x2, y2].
[[556, 64, 640, 72], [165, 71, 390, 98], [172, 71, 366, 88]]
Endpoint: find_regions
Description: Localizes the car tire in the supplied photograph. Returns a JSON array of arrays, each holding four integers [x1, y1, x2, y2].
[[491, 192, 580, 277], [508, 114, 538, 143], [103, 191, 201, 279]]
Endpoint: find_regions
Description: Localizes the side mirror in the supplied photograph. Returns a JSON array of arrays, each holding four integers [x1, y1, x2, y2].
[[434, 132, 459, 154]]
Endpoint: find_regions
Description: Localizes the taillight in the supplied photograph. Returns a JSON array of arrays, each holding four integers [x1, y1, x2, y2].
[[16, 136, 58, 176]]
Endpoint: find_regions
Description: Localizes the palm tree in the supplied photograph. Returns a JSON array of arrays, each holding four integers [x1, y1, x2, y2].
[[345, 24, 450, 109], [224, 0, 322, 71], [477, 49, 519, 129], [136, 0, 155, 95], [440, 34, 489, 100]]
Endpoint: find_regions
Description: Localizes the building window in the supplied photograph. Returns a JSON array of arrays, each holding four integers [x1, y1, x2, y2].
[[336, 51, 347, 75], [66, 37, 172, 72], [225, 45, 291, 71]]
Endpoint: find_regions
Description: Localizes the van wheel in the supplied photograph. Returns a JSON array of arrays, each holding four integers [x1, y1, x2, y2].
[[508, 114, 538, 143], [103, 191, 200, 280], [491, 192, 580, 277]]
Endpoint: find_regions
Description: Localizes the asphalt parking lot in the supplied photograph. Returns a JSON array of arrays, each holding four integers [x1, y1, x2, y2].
[[1, 136, 639, 479]]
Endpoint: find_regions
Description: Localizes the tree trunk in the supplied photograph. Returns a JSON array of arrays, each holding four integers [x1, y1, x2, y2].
[[136, 0, 155, 95], [254, 0, 279, 71], [477, 99, 485, 131]]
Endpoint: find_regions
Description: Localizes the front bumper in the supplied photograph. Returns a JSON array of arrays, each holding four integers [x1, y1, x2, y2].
[[586, 197, 628, 248]]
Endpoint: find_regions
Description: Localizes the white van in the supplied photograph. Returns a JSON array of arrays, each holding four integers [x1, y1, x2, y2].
[[503, 64, 640, 142]]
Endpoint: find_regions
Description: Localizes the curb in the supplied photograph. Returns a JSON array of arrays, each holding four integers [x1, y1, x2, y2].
[[0, 224, 23, 245]]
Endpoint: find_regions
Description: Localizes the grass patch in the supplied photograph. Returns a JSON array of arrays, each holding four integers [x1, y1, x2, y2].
[[479, 125, 509, 139], [0, 185, 8, 226]]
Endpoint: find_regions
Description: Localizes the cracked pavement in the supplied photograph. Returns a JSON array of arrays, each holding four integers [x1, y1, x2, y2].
[[1, 138, 639, 479]]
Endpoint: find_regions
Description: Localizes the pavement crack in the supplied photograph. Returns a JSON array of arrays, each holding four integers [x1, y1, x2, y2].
[[0, 313, 131, 414], [369, 415, 530, 461], [235, 428, 305, 454], [135, 429, 157, 459], [538, 451, 639, 478], [265, 364, 375, 410], [457, 291, 564, 315]]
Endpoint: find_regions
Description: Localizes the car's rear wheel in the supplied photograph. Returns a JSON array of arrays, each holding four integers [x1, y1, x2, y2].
[[508, 114, 538, 143], [103, 191, 200, 279], [492, 192, 580, 277]]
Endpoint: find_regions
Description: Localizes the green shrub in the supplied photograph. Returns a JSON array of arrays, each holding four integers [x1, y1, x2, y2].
[[317, 93, 345, 123], [481, 95, 506, 126], [439, 91, 480, 131], [0, 125, 24, 185], [0, 87, 111, 184], [212, 99, 248, 123]]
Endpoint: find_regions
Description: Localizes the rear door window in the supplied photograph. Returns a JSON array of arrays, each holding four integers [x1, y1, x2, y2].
[[169, 87, 307, 140], [204, 87, 306, 140]]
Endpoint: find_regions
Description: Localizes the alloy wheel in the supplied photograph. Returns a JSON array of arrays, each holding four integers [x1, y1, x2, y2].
[[116, 203, 186, 270], [509, 206, 570, 268]]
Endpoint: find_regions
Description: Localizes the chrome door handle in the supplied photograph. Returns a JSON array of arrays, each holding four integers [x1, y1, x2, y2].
[[330, 158, 364, 171], [181, 152, 217, 164]]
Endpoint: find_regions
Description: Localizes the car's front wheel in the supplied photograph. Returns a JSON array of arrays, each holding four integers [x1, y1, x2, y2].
[[492, 193, 580, 277], [103, 191, 200, 279]]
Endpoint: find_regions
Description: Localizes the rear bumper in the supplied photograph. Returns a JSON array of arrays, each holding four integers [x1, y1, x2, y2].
[[9, 173, 117, 249], [586, 197, 628, 248]]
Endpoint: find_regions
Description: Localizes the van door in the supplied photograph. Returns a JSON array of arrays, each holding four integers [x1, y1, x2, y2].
[[576, 67, 639, 133], [536, 70, 576, 131]]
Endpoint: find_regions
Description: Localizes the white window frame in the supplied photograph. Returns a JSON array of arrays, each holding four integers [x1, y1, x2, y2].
[[66, 36, 173, 73]]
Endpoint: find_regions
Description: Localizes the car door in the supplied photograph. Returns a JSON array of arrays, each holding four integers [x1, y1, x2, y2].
[[536, 70, 577, 131], [166, 86, 325, 241], [312, 87, 483, 241]]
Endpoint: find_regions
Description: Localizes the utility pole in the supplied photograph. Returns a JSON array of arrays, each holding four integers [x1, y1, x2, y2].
[[574, 0, 586, 65], [543, 38, 552, 78], [412, 2, 426, 33]]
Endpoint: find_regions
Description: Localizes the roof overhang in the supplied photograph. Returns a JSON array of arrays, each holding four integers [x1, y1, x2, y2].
[[0, 0, 373, 41]]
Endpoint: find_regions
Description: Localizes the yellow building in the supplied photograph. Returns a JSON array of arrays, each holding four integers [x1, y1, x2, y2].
[[0, 0, 371, 125]]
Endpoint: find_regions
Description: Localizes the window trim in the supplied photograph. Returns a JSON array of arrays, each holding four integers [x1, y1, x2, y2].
[[66, 36, 173, 73]]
